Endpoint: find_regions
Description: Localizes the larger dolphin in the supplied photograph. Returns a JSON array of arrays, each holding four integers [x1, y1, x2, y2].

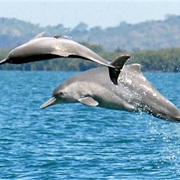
[[0, 32, 114, 68], [41, 57, 180, 123]]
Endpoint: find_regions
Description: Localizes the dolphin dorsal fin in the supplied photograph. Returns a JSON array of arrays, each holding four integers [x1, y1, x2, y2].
[[126, 64, 142, 73], [31, 31, 46, 40], [108, 55, 130, 85]]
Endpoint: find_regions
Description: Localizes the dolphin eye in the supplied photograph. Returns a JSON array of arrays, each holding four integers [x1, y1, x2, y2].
[[59, 91, 64, 96]]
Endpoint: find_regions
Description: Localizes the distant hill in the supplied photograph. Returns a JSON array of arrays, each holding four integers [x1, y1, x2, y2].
[[0, 15, 180, 51]]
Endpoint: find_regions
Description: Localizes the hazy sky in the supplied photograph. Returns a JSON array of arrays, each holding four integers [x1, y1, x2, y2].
[[0, 0, 180, 28]]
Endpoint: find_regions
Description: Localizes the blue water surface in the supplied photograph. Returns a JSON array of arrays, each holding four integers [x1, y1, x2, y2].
[[0, 71, 180, 179]]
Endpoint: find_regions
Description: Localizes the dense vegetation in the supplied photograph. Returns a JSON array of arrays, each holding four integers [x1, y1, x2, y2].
[[0, 44, 179, 72]]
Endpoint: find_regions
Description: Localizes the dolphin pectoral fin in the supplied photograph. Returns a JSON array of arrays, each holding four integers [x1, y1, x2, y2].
[[109, 55, 130, 85], [0, 59, 7, 65], [78, 97, 99, 107]]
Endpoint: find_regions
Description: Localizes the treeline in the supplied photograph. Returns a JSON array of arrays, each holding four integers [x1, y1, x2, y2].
[[1, 15, 180, 51], [0, 44, 179, 72]]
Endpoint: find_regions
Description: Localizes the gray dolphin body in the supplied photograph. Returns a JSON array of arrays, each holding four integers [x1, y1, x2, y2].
[[0, 32, 113, 68], [41, 62, 180, 123]]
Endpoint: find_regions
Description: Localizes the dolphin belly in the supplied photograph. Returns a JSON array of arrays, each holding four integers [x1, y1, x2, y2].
[[7, 54, 60, 64]]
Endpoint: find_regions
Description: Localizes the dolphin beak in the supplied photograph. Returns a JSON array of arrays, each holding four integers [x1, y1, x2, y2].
[[0, 59, 7, 65], [40, 97, 57, 109]]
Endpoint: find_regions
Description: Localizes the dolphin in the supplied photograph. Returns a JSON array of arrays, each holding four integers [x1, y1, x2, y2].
[[0, 32, 114, 68], [40, 56, 180, 123], [0, 32, 124, 84]]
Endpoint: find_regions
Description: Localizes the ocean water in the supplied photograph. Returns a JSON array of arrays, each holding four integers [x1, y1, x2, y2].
[[0, 71, 180, 179]]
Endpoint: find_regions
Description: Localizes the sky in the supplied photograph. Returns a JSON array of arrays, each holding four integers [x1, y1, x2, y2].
[[0, 0, 180, 28]]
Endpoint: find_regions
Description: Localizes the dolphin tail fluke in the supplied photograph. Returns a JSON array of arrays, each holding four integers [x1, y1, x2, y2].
[[0, 59, 7, 65], [108, 55, 130, 85]]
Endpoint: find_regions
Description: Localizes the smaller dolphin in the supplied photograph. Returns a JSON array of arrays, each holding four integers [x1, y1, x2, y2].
[[0, 32, 113, 68], [41, 56, 180, 123]]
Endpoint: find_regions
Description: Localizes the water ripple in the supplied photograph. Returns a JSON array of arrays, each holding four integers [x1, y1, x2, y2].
[[0, 71, 179, 179]]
